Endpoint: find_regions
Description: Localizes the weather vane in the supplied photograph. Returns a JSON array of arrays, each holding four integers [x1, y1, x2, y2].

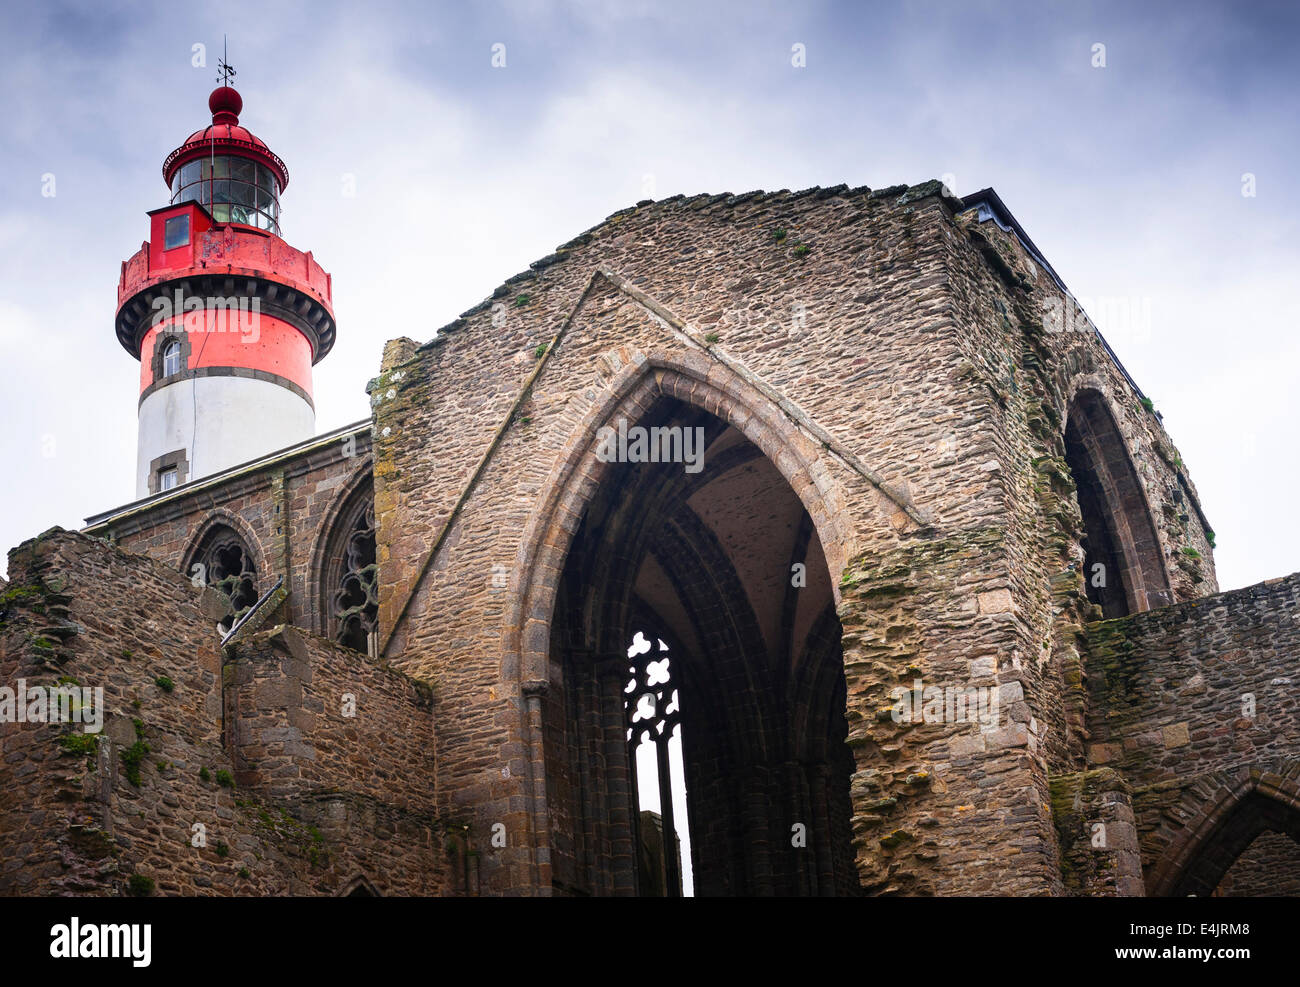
[[216, 35, 236, 87]]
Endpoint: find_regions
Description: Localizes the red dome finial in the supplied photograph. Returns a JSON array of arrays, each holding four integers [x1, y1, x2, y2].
[[209, 86, 242, 125]]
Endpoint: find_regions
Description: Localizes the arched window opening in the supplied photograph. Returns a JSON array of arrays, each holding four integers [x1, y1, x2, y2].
[[1168, 791, 1300, 897], [323, 493, 378, 656], [1063, 391, 1171, 616], [625, 629, 687, 897], [162, 339, 182, 377], [334, 503, 378, 654], [150, 330, 191, 385], [189, 528, 258, 635], [540, 392, 859, 897], [1213, 831, 1300, 896], [1065, 416, 1132, 618], [340, 875, 381, 897]]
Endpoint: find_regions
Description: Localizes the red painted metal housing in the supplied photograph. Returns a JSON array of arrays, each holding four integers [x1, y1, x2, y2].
[[116, 210, 334, 361], [162, 86, 289, 191], [115, 85, 335, 366]]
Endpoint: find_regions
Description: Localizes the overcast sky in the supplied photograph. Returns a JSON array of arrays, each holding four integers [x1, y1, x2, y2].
[[1, 0, 1297, 590]]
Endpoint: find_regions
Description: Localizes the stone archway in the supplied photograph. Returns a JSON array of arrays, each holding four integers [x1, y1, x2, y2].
[[1064, 388, 1171, 615], [504, 360, 861, 895], [1146, 765, 1300, 897]]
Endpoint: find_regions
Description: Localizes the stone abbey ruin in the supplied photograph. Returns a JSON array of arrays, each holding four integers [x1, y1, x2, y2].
[[2, 179, 1297, 896]]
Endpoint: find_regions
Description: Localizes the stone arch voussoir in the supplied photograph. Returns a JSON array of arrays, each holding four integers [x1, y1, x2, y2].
[[1145, 761, 1300, 897], [504, 349, 856, 689], [181, 508, 268, 585], [306, 457, 376, 637]]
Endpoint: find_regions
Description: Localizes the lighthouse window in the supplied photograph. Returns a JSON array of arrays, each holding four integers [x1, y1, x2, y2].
[[257, 187, 279, 219], [162, 340, 182, 377], [172, 154, 281, 234], [147, 449, 189, 495], [163, 214, 190, 250], [201, 157, 231, 180]]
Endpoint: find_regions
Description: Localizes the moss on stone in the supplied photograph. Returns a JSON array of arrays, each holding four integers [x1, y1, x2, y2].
[[879, 829, 915, 849], [120, 738, 150, 787], [58, 732, 99, 757], [127, 874, 154, 896]]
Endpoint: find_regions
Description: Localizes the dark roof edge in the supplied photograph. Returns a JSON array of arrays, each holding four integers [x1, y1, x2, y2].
[[83, 419, 371, 530], [956, 189, 1216, 534], [956, 187, 1154, 412]]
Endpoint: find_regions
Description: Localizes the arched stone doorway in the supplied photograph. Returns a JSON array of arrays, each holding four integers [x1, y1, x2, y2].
[[536, 392, 859, 896], [1164, 789, 1300, 897], [1147, 767, 1300, 897]]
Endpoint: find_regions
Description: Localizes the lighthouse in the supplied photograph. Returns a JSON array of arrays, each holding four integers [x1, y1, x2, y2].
[[114, 73, 336, 499]]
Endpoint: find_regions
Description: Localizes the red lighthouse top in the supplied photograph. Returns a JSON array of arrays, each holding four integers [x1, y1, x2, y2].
[[208, 84, 242, 123], [162, 85, 289, 191], [162, 86, 289, 191], [115, 78, 336, 365], [160, 85, 290, 237]]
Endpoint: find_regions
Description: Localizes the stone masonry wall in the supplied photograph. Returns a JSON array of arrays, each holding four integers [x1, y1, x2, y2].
[[363, 181, 1200, 895], [1048, 767, 1145, 896], [84, 426, 373, 639], [1217, 830, 1300, 896], [0, 528, 450, 896], [0, 181, 1260, 898], [369, 185, 1020, 894], [1082, 573, 1300, 893], [940, 205, 1218, 783]]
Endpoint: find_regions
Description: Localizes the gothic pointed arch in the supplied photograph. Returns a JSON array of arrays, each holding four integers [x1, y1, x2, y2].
[[1146, 764, 1300, 897], [505, 351, 861, 689], [504, 354, 864, 896], [338, 874, 381, 897], [1063, 387, 1171, 616], [182, 513, 264, 634], [312, 463, 378, 654]]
